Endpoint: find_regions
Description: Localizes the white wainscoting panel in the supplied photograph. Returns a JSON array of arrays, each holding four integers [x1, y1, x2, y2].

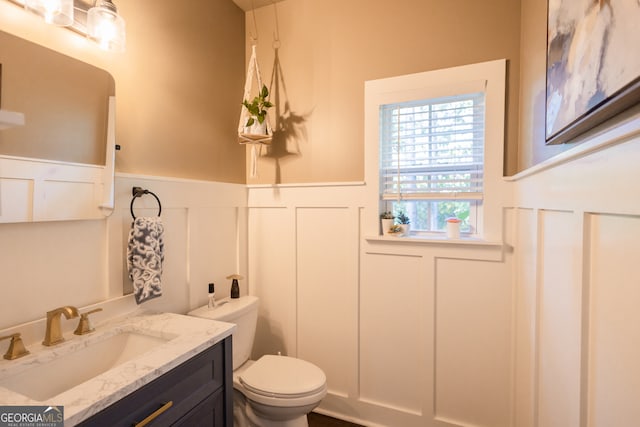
[[249, 206, 298, 358], [513, 208, 537, 427], [248, 184, 513, 427], [587, 213, 640, 427], [537, 210, 582, 427], [108, 175, 247, 315], [0, 173, 246, 347], [187, 207, 242, 309], [510, 127, 640, 427], [434, 258, 512, 427], [360, 252, 426, 415], [510, 207, 640, 427], [297, 207, 359, 398], [0, 219, 107, 329]]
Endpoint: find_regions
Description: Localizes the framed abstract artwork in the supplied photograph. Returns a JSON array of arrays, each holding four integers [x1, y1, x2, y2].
[[545, 0, 640, 145]]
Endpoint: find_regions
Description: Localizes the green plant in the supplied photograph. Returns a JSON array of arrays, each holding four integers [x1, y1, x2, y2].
[[242, 85, 273, 127], [396, 211, 410, 224], [380, 211, 395, 219]]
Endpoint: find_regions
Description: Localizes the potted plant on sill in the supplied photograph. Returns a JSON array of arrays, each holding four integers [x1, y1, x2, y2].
[[242, 84, 273, 135], [380, 211, 395, 236], [388, 224, 404, 236], [396, 211, 410, 236]]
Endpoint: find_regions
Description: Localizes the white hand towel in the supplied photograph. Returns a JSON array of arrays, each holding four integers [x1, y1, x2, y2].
[[127, 217, 165, 304]]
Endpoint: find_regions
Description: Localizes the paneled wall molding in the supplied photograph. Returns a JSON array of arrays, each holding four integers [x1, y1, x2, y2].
[[0, 173, 247, 332], [250, 136, 640, 427], [511, 124, 640, 427], [248, 183, 513, 427], [108, 174, 248, 314]]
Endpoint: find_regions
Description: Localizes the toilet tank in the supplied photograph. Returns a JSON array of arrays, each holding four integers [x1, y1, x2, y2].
[[188, 295, 258, 370]]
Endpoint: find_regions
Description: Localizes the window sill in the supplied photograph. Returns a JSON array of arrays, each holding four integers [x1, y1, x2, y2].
[[365, 234, 503, 247]]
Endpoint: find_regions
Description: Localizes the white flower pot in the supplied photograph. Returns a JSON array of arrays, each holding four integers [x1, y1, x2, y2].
[[245, 120, 267, 135], [381, 218, 394, 235]]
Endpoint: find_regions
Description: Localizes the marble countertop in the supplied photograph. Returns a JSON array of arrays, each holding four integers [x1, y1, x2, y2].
[[0, 311, 235, 426]]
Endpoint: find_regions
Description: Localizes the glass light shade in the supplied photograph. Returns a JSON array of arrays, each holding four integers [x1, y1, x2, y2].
[[24, 0, 74, 26], [87, 0, 126, 52]]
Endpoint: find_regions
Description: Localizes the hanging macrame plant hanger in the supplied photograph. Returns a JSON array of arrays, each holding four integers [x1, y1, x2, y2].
[[238, 44, 273, 146]]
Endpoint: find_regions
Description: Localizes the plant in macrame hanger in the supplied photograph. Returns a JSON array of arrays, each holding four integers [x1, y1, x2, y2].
[[237, 0, 277, 181], [237, 46, 274, 145], [242, 84, 273, 135]]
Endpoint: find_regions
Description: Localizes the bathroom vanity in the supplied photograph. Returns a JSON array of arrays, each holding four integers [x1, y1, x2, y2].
[[0, 312, 235, 426], [77, 336, 232, 426]]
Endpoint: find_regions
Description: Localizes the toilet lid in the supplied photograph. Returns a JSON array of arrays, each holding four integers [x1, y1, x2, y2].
[[239, 355, 326, 398]]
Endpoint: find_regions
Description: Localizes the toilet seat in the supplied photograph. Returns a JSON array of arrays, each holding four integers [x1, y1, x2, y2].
[[238, 355, 327, 407]]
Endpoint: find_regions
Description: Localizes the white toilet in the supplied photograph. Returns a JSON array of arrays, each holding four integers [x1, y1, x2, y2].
[[189, 295, 327, 427]]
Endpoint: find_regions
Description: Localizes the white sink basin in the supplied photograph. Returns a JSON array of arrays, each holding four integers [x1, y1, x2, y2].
[[0, 331, 171, 401]]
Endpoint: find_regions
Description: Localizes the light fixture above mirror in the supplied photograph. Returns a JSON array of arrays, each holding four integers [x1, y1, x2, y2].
[[86, 0, 125, 52], [24, 0, 74, 26], [5, 0, 126, 52]]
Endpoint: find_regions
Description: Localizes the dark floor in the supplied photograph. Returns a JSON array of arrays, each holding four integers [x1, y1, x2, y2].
[[308, 412, 364, 427]]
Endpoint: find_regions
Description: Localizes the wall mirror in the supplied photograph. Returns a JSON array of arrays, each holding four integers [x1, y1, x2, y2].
[[0, 29, 116, 223]]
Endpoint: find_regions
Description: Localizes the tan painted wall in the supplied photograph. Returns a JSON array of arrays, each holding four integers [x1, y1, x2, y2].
[[0, 0, 246, 183], [0, 0, 525, 183], [245, 0, 521, 184]]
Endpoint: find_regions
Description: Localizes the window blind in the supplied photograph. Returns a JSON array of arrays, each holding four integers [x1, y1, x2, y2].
[[379, 92, 485, 201]]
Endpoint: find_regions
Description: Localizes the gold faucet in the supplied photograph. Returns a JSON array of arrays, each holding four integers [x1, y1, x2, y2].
[[74, 308, 103, 335], [42, 306, 79, 346], [0, 333, 30, 360]]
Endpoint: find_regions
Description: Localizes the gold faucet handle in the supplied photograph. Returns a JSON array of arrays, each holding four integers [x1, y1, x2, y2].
[[0, 333, 30, 360], [74, 308, 103, 336]]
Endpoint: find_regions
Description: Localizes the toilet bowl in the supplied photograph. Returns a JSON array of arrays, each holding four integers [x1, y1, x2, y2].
[[188, 296, 327, 427]]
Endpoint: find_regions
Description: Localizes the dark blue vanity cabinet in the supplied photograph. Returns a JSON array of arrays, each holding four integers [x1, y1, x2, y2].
[[77, 336, 232, 427]]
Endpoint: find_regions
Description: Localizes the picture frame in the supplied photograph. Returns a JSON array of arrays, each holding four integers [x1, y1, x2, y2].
[[545, 0, 640, 145]]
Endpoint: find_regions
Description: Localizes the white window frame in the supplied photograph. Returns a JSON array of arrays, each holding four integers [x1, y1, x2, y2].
[[364, 59, 508, 242]]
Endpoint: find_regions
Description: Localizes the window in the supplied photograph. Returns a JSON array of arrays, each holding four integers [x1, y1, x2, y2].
[[379, 92, 485, 233], [365, 59, 507, 241]]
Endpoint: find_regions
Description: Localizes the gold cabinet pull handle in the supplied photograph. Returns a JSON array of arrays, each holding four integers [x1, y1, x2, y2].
[[134, 401, 173, 427]]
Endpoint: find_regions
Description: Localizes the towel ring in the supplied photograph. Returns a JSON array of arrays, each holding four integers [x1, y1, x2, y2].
[[130, 187, 162, 219]]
